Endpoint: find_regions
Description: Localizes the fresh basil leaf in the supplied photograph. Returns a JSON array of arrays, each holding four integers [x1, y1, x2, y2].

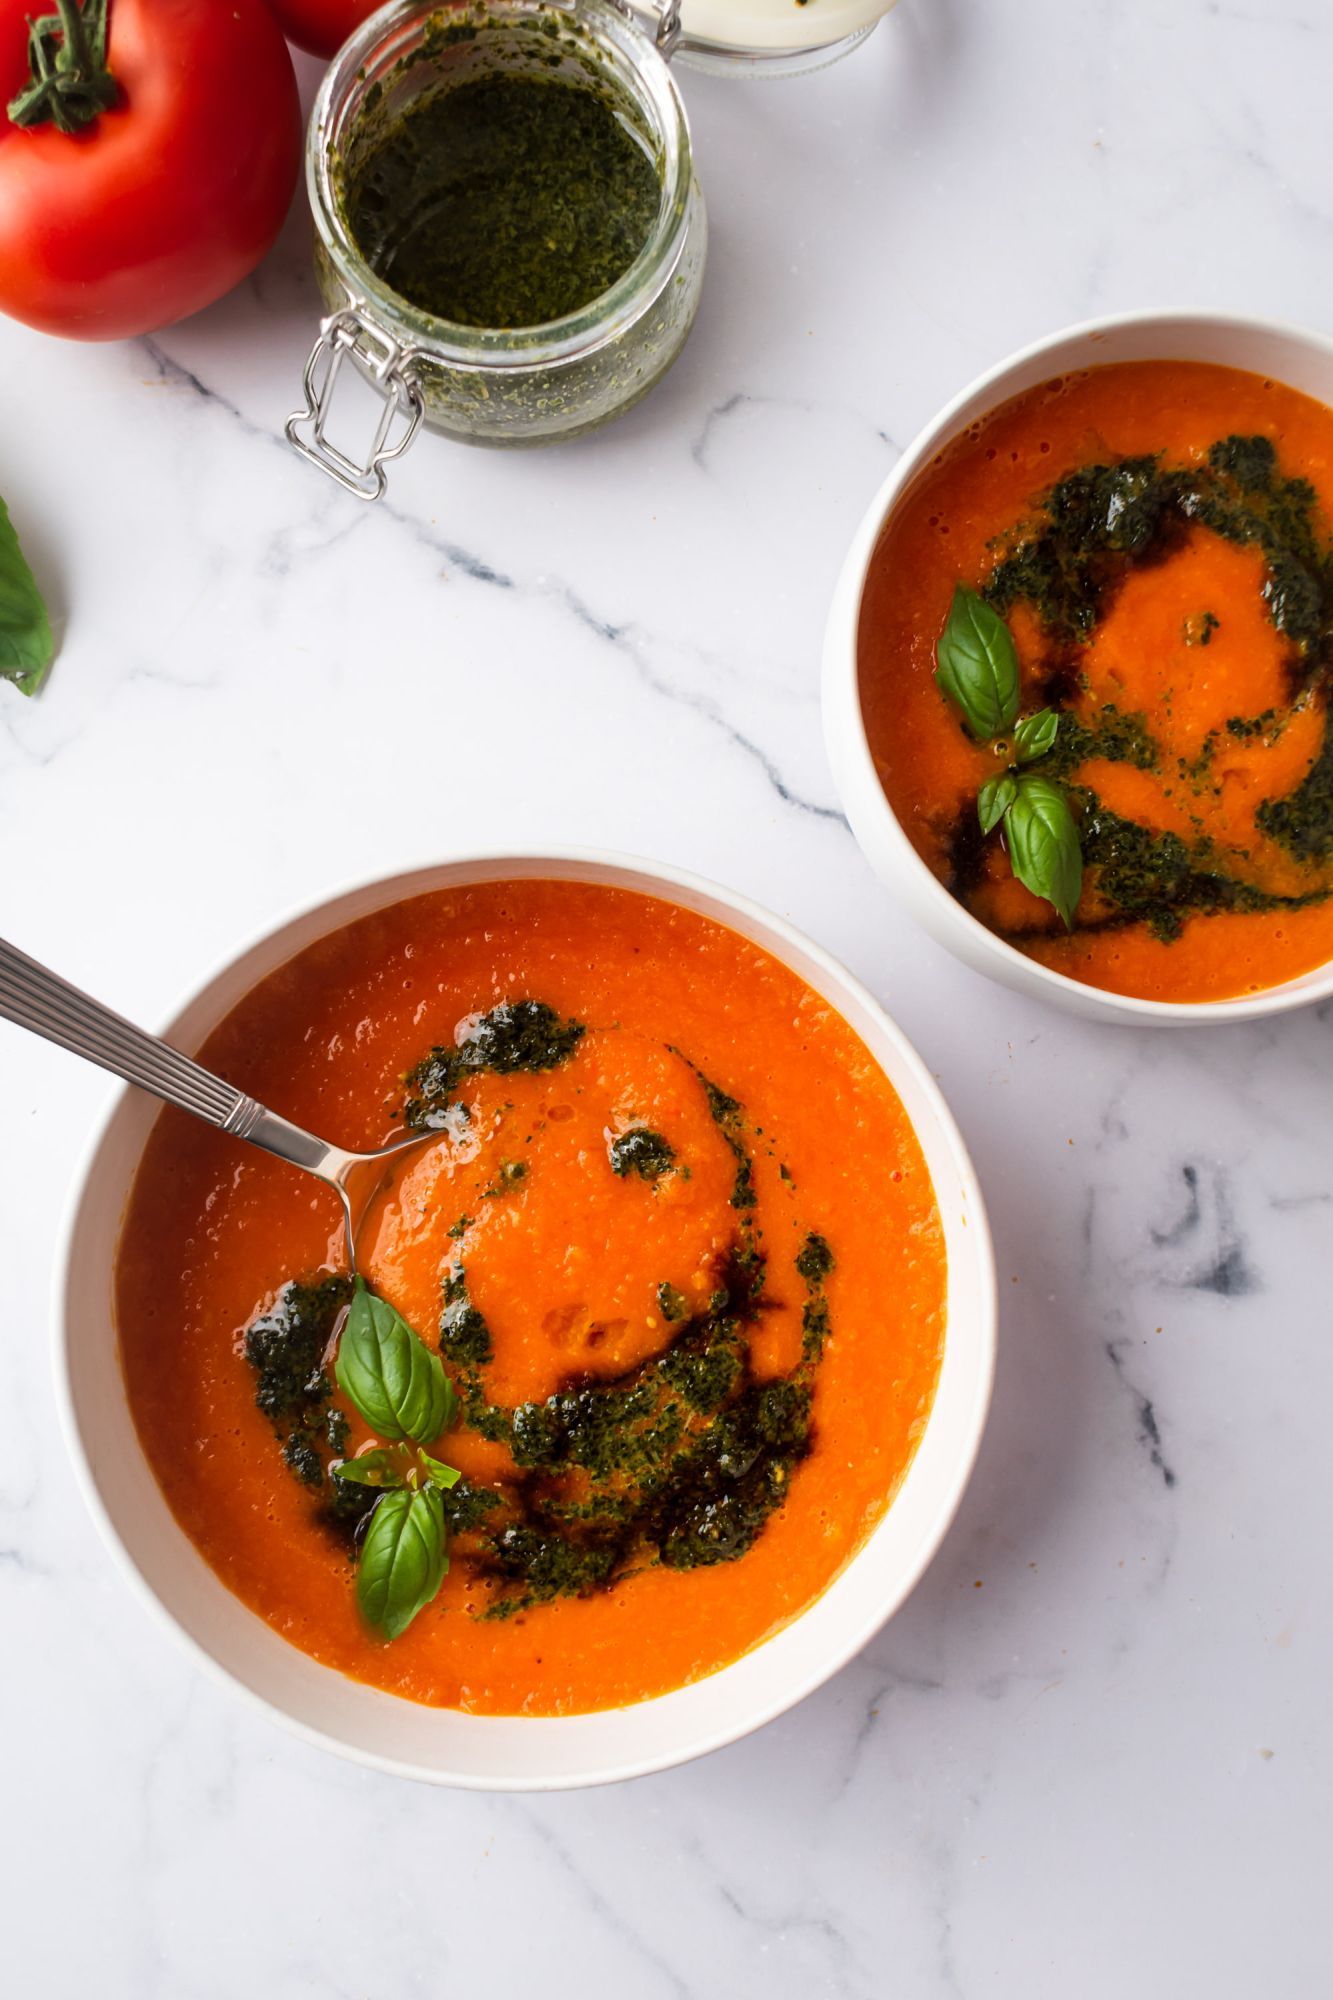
[[1005, 773, 1084, 929], [332, 1446, 409, 1489], [0, 497, 54, 697], [336, 1279, 457, 1445], [357, 1486, 448, 1640], [1012, 708, 1059, 764], [934, 584, 1020, 741], [977, 771, 1018, 836], [417, 1451, 462, 1490]]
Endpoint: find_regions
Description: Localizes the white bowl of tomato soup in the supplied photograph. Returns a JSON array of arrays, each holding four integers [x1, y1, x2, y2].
[[57, 853, 994, 1789], [824, 311, 1333, 1024]]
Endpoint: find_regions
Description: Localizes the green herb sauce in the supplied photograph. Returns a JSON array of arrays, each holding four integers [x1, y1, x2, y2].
[[657, 1281, 689, 1323], [984, 435, 1327, 654], [1075, 794, 1328, 943], [1226, 708, 1280, 741], [405, 999, 585, 1130], [244, 1276, 379, 1531], [244, 1011, 837, 1619], [608, 1126, 675, 1181], [245, 1273, 351, 1423], [344, 72, 661, 329], [1036, 703, 1160, 780], [1257, 720, 1333, 863], [425, 1064, 836, 1618], [967, 433, 1333, 937]]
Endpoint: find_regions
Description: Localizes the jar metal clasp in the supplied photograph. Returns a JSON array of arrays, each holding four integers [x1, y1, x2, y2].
[[651, 0, 681, 58], [610, 2, 680, 56], [285, 305, 426, 502]]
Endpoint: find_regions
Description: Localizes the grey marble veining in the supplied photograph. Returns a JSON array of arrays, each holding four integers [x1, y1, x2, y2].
[[2, 1, 1331, 1991]]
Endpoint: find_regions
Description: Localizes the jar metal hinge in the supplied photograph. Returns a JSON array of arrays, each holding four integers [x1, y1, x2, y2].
[[285, 306, 425, 501]]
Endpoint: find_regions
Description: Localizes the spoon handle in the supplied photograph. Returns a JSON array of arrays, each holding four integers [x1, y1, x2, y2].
[[0, 934, 257, 1123], [0, 936, 335, 1178]]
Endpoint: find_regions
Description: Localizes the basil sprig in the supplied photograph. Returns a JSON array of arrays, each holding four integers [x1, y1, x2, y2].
[[1004, 773, 1083, 930], [334, 1442, 461, 1492], [418, 1450, 462, 1490], [333, 1280, 462, 1639], [1011, 707, 1059, 764], [336, 1277, 456, 1444], [936, 588, 1083, 928], [329, 1445, 405, 1489], [977, 771, 1017, 835], [935, 584, 1020, 741], [0, 496, 54, 697], [357, 1486, 449, 1641]]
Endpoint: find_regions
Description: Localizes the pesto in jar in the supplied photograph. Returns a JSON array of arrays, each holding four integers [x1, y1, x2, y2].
[[345, 71, 662, 329]]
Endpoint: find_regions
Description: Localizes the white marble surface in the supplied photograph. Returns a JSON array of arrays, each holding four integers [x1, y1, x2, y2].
[[3, 1, 1331, 1990]]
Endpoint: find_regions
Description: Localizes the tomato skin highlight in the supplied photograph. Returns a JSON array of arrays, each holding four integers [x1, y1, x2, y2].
[[264, 0, 380, 60], [0, 0, 303, 341]]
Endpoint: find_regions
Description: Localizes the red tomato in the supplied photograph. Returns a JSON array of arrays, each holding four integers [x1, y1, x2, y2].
[[265, 1, 380, 60], [0, 0, 302, 340]]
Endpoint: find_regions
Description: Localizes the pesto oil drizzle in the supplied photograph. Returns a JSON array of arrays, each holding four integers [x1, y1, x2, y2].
[[943, 433, 1333, 940], [435, 1053, 829, 1618], [242, 1004, 836, 1622], [245, 1275, 359, 1504]]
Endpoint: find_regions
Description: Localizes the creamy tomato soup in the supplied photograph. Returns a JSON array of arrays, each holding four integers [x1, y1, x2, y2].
[[860, 361, 1333, 1002], [116, 881, 946, 1715]]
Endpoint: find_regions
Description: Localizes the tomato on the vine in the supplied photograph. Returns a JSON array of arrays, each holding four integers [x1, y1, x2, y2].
[[265, 0, 381, 60], [0, 0, 302, 341]]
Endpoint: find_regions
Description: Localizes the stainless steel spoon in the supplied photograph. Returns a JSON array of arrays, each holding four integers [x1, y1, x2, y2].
[[0, 934, 431, 1268]]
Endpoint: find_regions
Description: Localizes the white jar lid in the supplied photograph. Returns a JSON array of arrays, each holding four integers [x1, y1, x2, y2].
[[679, 0, 898, 55]]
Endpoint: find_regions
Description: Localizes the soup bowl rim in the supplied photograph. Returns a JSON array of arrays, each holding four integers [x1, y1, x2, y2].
[[822, 306, 1333, 1025], [54, 847, 996, 1789]]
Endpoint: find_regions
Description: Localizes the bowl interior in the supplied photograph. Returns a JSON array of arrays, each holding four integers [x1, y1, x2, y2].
[[832, 312, 1333, 1024], [59, 854, 994, 1789]]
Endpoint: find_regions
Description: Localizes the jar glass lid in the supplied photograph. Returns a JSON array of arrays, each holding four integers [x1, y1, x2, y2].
[[679, 0, 898, 57]]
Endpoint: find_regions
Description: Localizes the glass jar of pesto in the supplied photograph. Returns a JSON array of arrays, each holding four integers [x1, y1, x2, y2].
[[288, 0, 898, 496]]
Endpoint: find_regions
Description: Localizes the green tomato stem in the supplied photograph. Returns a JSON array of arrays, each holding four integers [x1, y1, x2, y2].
[[7, 0, 117, 136]]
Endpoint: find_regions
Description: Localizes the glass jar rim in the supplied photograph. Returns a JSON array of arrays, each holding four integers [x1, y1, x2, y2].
[[307, 0, 696, 372]]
